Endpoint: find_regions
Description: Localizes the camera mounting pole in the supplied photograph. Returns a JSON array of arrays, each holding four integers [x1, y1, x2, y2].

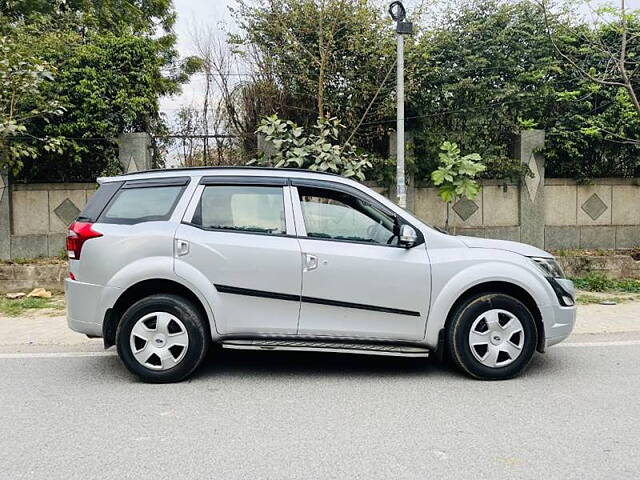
[[388, 1, 413, 209]]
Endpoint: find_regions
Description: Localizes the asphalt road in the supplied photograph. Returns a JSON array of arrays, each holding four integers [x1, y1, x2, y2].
[[1, 337, 639, 479]]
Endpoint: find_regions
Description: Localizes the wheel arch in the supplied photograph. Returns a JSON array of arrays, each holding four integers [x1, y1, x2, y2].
[[103, 278, 213, 348], [436, 281, 546, 358]]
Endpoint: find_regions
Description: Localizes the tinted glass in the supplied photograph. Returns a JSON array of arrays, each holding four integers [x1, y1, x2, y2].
[[100, 186, 184, 224], [193, 185, 286, 234], [78, 181, 122, 222], [297, 186, 396, 244]]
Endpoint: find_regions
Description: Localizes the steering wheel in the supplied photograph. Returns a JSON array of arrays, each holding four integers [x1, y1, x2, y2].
[[367, 223, 396, 245], [366, 224, 379, 239], [387, 219, 402, 245]]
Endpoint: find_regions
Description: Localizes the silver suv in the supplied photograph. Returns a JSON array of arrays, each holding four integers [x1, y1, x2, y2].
[[65, 167, 576, 383]]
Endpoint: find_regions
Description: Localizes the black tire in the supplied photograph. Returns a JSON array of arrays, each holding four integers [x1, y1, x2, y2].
[[116, 294, 209, 383], [447, 293, 538, 380]]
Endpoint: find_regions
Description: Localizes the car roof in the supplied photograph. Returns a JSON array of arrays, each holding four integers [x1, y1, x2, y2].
[[99, 166, 356, 186]]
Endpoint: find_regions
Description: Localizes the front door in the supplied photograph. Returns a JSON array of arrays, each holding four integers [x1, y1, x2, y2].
[[292, 180, 431, 341], [175, 177, 302, 335]]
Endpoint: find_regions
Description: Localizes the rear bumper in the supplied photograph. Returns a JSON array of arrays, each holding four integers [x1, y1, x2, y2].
[[65, 279, 121, 337], [544, 305, 577, 348]]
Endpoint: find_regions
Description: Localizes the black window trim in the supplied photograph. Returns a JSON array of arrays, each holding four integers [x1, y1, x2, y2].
[[291, 178, 425, 248], [122, 176, 191, 189], [200, 175, 288, 186], [182, 221, 294, 239], [177, 175, 424, 247]]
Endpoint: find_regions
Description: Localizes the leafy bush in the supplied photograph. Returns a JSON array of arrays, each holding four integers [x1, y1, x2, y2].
[[250, 115, 372, 181], [572, 272, 640, 293], [431, 142, 485, 231], [572, 272, 611, 292]]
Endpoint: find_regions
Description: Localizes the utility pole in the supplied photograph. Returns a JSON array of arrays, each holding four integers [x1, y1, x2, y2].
[[389, 2, 412, 209]]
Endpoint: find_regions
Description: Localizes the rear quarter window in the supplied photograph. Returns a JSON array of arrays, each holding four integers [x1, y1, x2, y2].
[[77, 181, 123, 222], [99, 185, 185, 225]]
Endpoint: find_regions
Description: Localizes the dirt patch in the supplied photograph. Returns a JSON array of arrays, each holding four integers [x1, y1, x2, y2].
[[558, 254, 640, 279], [0, 295, 65, 317], [0, 257, 68, 266], [552, 248, 640, 258], [0, 264, 68, 294], [576, 289, 640, 305]]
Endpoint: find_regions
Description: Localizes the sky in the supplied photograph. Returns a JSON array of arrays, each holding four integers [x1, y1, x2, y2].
[[159, 0, 425, 120], [159, 0, 233, 118], [159, 0, 640, 122]]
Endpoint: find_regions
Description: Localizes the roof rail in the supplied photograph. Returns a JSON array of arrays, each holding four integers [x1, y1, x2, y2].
[[120, 166, 342, 178]]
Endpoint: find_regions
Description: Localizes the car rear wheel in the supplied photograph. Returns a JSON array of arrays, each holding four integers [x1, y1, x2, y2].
[[116, 294, 209, 383], [447, 293, 538, 380]]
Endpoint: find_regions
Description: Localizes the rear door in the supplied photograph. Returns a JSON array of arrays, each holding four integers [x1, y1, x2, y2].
[[72, 177, 190, 286], [175, 176, 302, 335]]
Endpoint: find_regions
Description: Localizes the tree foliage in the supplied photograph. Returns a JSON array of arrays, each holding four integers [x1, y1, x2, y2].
[[431, 142, 485, 203], [3, 0, 177, 34], [0, 34, 65, 173], [408, 0, 640, 181], [230, 0, 395, 152], [1, 0, 197, 181], [249, 115, 372, 181], [431, 141, 485, 231], [230, 0, 640, 182], [541, 2, 640, 177], [407, 0, 559, 182], [5, 0, 640, 183]]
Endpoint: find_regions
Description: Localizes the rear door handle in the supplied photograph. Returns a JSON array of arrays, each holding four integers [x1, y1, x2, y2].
[[303, 253, 318, 272]]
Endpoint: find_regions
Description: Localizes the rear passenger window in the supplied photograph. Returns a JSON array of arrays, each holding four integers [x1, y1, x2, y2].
[[99, 186, 184, 225], [192, 185, 286, 234]]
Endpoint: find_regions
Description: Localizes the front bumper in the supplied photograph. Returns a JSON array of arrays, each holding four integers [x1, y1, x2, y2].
[[544, 304, 577, 348], [65, 278, 121, 337]]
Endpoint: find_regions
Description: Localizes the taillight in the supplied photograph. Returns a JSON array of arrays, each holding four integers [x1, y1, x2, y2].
[[67, 222, 103, 260]]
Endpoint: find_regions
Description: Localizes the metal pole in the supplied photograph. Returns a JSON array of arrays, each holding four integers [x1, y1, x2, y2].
[[396, 33, 406, 209]]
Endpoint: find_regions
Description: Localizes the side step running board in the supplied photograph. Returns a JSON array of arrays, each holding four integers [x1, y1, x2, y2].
[[221, 339, 429, 358]]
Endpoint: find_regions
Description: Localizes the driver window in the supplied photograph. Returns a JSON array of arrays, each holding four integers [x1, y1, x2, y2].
[[297, 186, 397, 245]]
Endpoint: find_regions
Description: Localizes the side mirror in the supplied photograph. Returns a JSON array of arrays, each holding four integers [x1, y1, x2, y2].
[[398, 224, 417, 248]]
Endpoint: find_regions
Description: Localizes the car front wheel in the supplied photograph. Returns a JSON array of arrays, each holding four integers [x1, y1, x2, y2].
[[447, 293, 538, 380], [116, 294, 209, 383]]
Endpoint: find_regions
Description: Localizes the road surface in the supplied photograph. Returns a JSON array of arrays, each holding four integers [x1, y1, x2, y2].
[[1, 333, 639, 479]]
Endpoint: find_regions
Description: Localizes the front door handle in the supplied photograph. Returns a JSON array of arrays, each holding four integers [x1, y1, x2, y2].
[[304, 253, 318, 272]]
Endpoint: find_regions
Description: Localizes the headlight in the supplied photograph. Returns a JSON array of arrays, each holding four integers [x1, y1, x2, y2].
[[530, 257, 565, 279], [530, 257, 575, 307]]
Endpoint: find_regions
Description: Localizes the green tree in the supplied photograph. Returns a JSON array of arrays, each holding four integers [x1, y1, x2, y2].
[[3, 0, 176, 34], [0, 34, 65, 173], [431, 141, 485, 232], [408, 0, 557, 182], [230, 0, 395, 151], [249, 114, 372, 180], [540, 0, 640, 177], [408, 0, 640, 181], [1, 1, 198, 181]]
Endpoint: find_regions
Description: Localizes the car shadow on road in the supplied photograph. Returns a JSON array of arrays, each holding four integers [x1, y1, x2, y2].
[[99, 345, 566, 383], [190, 346, 568, 382], [192, 347, 460, 380]]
